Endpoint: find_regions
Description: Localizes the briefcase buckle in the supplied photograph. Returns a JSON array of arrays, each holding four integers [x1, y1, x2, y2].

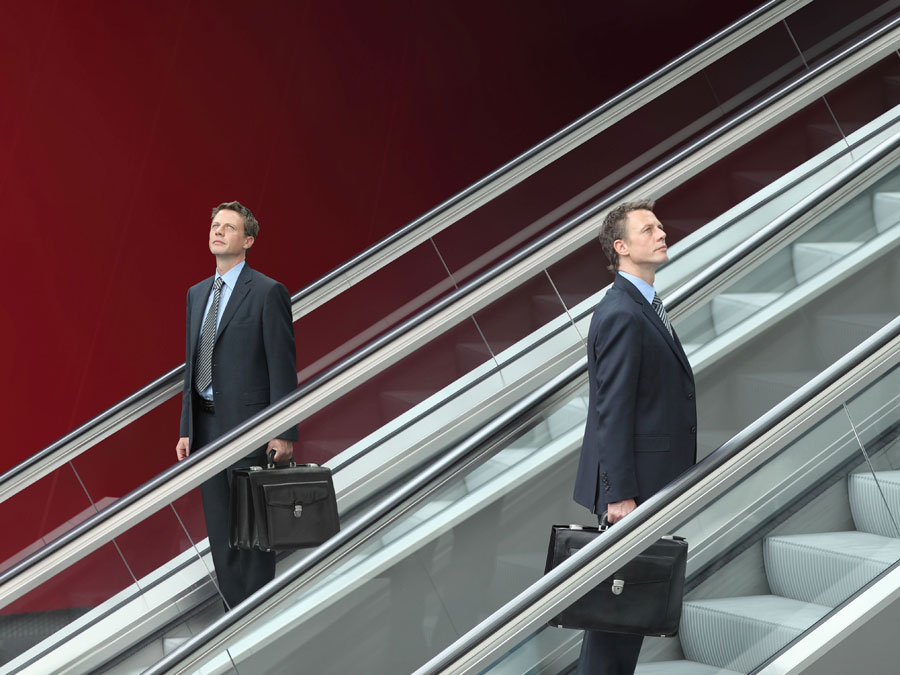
[[611, 579, 625, 596], [293, 505, 303, 518]]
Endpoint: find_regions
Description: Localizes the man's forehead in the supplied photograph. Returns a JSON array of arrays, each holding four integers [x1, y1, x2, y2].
[[213, 209, 242, 222], [626, 209, 659, 227]]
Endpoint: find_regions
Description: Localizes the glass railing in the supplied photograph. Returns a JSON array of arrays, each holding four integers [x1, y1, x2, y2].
[[462, 327, 900, 675], [129, 139, 900, 674]]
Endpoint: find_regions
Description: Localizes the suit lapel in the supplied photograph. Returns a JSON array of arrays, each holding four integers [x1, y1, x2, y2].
[[616, 276, 694, 379], [215, 264, 253, 344], [640, 302, 693, 378]]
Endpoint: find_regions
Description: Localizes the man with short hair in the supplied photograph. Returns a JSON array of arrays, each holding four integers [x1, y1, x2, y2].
[[176, 200, 297, 609], [573, 200, 697, 674]]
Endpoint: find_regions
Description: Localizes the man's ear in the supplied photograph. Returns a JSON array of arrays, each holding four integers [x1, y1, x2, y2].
[[613, 238, 628, 258], [243, 235, 255, 251]]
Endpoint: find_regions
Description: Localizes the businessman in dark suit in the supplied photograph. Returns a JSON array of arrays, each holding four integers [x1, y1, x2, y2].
[[573, 200, 697, 674], [176, 200, 298, 610]]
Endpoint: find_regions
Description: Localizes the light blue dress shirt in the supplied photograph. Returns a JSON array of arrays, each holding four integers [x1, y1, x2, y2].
[[197, 260, 245, 400], [617, 271, 657, 305]]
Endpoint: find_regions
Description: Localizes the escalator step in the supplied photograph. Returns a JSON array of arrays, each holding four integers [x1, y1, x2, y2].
[[680, 595, 830, 673], [765, 530, 900, 607]]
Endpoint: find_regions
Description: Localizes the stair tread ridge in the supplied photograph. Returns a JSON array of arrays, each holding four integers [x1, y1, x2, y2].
[[852, 471, 900, 485], [766, 530, 900, 563], [684, 594, 830, 629]]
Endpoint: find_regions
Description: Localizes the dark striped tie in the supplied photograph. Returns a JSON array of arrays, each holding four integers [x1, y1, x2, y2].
[[652, 293, 673, 338], [194, 277, 223, 394]]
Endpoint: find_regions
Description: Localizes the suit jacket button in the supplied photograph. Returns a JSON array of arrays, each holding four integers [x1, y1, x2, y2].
[[690, 426, 697, 434], [687, 392, 694, 400]]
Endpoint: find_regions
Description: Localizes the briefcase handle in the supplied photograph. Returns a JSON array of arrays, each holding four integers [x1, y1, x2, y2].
[[599, 512, 611, 531], [267, 450, 297, 469], [266, 450, 322, 470]]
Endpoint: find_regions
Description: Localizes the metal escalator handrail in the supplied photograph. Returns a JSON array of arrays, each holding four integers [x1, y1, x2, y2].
[[413, 325, 900, 675], [138, 132, 900, 675], [0, 0, 798, 506], [1, 11, 898, 615]]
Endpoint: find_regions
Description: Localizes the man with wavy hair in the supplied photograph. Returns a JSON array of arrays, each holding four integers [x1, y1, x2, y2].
[[573, 200, 697, 674]]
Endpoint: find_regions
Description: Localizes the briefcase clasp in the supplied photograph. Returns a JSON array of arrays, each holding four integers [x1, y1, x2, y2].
[[293, 505, 303, 518], [611, 579, 625, 596]]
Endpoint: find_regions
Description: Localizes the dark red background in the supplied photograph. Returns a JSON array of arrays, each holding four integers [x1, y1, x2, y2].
[[0, 1, 760, 470]]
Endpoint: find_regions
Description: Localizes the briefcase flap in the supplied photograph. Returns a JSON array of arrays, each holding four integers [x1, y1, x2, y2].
[[566, 545, 675, 586], [263, 481, 332, 509], [261, 479, 340, 550]]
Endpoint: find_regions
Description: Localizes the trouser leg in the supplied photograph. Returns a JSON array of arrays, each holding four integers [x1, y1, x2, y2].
[[195, 408, 276, 609], [576, 630, 643, 675], [574, 510, 644, 674]]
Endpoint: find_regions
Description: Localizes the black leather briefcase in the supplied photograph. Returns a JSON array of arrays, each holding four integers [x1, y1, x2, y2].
[[544, 520, 687, 636], [229, 454, 340, 552]]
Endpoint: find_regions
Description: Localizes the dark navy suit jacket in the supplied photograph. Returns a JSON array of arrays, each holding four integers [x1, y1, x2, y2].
[[573, 274, 696, 513], [179, 264, 298, 448]]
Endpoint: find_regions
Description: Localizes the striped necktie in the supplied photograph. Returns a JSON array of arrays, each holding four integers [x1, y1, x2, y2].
[[194, 277, 224, 394], [652, 293, 673, 339]]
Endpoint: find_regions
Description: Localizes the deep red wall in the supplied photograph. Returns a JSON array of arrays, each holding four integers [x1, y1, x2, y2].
[[0, 0, 761, 471]]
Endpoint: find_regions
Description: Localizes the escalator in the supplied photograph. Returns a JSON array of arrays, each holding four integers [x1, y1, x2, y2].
[[132, 119, 900, 674], [2, 0, 900, 671], [412, 321, 900, 675]]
